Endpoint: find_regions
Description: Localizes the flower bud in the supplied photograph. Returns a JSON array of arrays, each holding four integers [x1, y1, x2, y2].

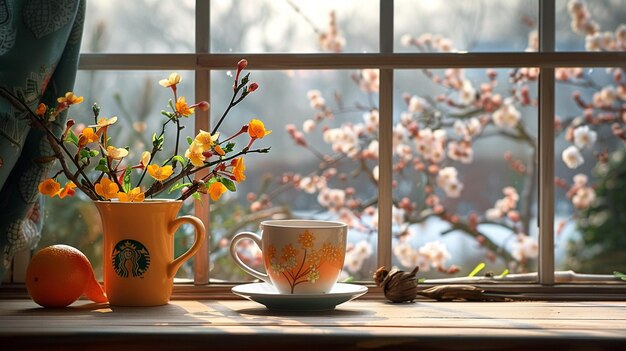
[[237, 59, 248, 72], [196, 101, 210, 111], [248, 82, 259, 92]]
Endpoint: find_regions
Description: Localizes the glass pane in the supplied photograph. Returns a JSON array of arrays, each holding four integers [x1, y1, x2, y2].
[[556, 0, 626, 51], [555, 66, 626, 274], [210, 0, 378, 53], [82, 1, 195, 53], [395, 0, 538, 53], [37, 71, 197, 280], [393, 68, 539, 279], [209, 69, 379, 282]]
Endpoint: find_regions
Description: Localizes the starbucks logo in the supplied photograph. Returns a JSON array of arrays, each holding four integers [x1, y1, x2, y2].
[[112, 239, 150, 278]]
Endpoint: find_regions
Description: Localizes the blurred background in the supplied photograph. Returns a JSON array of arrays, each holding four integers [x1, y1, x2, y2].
[[37, 0, 626, 282]]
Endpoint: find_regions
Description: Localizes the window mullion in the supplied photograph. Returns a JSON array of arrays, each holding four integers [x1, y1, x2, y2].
[[193, 0, 211, 285], [378, 0, 393, 271], [538, 0, 556, 285]]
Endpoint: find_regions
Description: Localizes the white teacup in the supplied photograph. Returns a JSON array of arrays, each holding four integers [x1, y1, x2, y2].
[[230, 219, 347, 294]]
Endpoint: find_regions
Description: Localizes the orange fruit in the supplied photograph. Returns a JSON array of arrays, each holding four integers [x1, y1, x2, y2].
[[26, 244, 107, 308]]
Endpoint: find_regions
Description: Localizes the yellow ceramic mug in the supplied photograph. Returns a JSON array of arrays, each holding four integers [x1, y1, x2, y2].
[[95, 200, 205, 306]]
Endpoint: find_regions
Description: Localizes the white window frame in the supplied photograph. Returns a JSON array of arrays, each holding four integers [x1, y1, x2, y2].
[[68, 0, 626, 293]]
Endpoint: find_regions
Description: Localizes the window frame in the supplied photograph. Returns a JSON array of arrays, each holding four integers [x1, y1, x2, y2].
[[11, 0, 626, 293]]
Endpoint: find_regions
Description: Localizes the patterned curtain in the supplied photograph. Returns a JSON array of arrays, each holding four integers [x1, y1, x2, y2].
[[0, 0, 85, 281]]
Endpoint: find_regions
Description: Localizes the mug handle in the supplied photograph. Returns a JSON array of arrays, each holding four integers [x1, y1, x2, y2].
[[167, 215, 206, 279], [229, 232, 270, 283]]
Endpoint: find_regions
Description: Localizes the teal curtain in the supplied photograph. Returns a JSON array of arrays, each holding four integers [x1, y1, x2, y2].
[[0, 0, 85, 281]]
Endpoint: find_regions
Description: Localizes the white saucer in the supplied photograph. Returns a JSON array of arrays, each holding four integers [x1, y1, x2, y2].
[[231, 282, 368, 311]]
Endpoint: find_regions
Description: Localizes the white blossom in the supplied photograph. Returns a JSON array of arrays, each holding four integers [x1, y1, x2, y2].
[[562, 145, 584, 169], [302, 119, 316, 133], [573, 125, 597, 149], [512, 234, 538, 262], [418, 241, 451, 270], [492, 100, 521, 128], [572, 187, 596, 209]]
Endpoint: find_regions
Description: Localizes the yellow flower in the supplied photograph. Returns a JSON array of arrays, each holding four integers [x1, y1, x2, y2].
[[77, 127, 99, 147], [248, 119, 272, 139], [185, 142, 205, 167], [95, 178, 119, 200], [35, 103, 46, 117], [90, 116, 118, 129], [57, 92, 84, 105], [208, 181, 227, 201], [175, 96, 194, 117], [159, 72, 182, 88], [140, 151, 151, 168], [117, 187, 145, 202], [58, 181, 77, 198], [38, 178, 61, 197], [106, 146, 129, 160], [147, 164, 173, 181], [194, 130, 219, 150], [232, 157, 246, 183]]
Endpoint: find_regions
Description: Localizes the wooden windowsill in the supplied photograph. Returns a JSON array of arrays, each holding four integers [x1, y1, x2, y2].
[[1, 298, 625, 350]]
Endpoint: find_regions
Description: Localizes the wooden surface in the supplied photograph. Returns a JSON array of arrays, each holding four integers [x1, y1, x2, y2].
[[1, 299, 625, 350]]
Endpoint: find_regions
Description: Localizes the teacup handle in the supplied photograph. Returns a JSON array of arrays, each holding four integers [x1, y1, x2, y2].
[[229, 232, 270, 283], [167, 216, 206, 279]]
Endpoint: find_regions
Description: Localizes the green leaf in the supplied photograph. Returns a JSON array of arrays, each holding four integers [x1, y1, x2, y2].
[[79, 149, 91, 159], [168, 182, 192, 194], [468, 262, 486, 278], [161, 110, 173, 118], [152, 133, 164, 150], [122, 166, 132, 193], [499, 269, 509, 278], [169, 155, 186, 167], [192, 192, 202, 205], [95, 158, 108, 172], [241, 72, 250, 86], [613, 271, 626, 281], [187, 136, 194, 145], [220, 178, 236, 192], [65, 130, 79, 145], [417, 278, 426, 284], [222, 142, 236, 154], [168, 99, 175, 112], [89, 150, 100, 157], [341, 276, 354, 283]]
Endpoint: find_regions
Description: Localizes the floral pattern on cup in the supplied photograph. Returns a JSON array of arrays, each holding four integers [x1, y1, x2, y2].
[[266, 230, 344, 294]]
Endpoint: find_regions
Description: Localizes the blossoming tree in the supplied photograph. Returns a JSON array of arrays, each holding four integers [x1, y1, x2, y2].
[[232, 0, 625, 279]]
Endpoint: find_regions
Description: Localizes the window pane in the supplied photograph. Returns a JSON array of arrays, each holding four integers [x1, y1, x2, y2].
[[393, 68, 539, 279], [395, 0, 538, 53], [210, 0, 379, 53], [38, 71, 197, 280], [555, 66, 626, 274], [209, 69, 379, 282], [82, 1, 195, 53], [556, 0, 626, 52]]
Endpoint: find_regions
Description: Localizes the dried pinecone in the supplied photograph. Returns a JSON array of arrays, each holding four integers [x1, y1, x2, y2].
[[373, 266, 420, 303]]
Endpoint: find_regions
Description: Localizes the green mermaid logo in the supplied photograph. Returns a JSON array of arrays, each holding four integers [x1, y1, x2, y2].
[[112, 240, 150, 278]]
